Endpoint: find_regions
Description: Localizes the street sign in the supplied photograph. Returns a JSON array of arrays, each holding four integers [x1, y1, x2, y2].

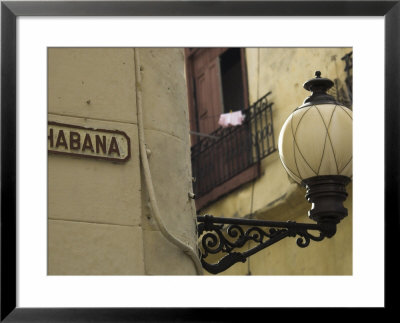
[[48, 122, 131, 162]]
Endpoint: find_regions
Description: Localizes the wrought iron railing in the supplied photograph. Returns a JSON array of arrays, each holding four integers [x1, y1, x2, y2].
[[341, 51, 353, 105], [191, 92, 276, 198], [247, 92, 276, 161]]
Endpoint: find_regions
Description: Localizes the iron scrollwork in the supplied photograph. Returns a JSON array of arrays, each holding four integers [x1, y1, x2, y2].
[[197, 215, 327, 274]]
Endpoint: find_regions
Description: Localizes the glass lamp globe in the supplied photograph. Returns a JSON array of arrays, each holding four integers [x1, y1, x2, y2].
[[278, 71, 352, 229], [278, 71, 352, 184]]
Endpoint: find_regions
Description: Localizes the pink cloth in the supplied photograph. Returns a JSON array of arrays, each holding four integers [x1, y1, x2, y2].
[[218, 111, 245, 128]]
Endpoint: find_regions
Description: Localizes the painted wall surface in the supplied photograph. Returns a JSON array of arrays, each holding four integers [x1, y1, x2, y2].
[[201, 48, 353, 275], [48, 48, 198, 275]]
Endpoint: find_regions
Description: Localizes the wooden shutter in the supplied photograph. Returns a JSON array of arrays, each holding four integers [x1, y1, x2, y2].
[[192, 49, 225, 136]]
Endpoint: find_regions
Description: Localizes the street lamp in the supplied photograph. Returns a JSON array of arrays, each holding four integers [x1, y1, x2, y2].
[[197, 71, 352, 274]]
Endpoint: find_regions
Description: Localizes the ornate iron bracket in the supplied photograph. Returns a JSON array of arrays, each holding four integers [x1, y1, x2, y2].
[[197, 215, 331, 275]]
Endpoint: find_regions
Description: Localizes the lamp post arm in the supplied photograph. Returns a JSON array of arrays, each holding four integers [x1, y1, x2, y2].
[[197, 215, 332, 275]]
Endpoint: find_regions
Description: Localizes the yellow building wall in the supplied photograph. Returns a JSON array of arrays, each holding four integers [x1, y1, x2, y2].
[[48, 48, 199, 275], [201, 48, 353, 275]]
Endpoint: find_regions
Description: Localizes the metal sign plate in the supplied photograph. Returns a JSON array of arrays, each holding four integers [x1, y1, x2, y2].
[[48, 122, 131, 162]]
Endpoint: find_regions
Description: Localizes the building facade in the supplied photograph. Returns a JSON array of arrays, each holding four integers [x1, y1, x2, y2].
[[47, 47, 352, 276], [48, 48, 200, 275], [185, 48, 353, 275]]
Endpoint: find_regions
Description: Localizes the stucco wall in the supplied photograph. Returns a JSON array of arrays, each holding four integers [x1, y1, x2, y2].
[[201, 48, 353, 275], [48, 48, 198, 275]]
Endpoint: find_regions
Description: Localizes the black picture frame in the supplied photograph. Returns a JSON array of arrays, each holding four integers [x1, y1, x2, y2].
[[1, 1, 398, 321]]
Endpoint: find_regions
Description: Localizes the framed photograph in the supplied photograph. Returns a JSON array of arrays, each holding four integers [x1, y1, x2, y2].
[[1, 1, 397, 320]]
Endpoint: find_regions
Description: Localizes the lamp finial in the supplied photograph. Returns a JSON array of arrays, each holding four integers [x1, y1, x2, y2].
[[301, 71, 337, 106]]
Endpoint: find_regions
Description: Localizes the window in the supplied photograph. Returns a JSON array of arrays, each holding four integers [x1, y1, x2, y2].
[[185, 48, 275, 211], [185, 48, 249, 142]]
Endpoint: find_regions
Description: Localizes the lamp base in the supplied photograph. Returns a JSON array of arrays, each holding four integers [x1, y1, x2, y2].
[[302, 175, 351, 237]]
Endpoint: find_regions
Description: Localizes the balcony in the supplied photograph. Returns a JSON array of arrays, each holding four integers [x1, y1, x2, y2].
[[191, 92, 276, 209]]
